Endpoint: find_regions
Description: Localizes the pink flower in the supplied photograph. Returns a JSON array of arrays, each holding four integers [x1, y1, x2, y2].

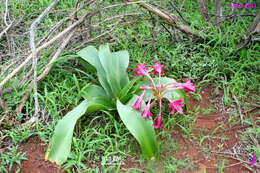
[[181, 80, 196, 92], [140, 85, 153, 90], [134, 64, 149, 76], [249, 154, 257, 165], [168, 99, 185, 114], [152, 62, 165, 75], [141, 100, 153, 118], [171, 80, 196, 92], [132, 92, 145, 110], [153, 114, 163, 129]]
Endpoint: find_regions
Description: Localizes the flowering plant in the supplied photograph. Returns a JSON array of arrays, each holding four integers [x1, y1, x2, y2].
[[45, 44, 195, 165]]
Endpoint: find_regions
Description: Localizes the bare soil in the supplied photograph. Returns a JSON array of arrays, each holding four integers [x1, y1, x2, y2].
[[172, 85, 251, 173], [11, 137, 65, 173], [11, 85, 256, 172]]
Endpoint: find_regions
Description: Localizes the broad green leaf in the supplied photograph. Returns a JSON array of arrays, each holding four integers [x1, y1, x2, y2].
[[112, 50, 129, 88], [81, 84, 111, 100], [98, 45, 129, 97], [45, 99, 112, 165], [77, 46, 113, 97], [116, 100, 158, 159], [98, 45, 121, 96], [78, 45, 130, 98], [119, 76, 142, 103]]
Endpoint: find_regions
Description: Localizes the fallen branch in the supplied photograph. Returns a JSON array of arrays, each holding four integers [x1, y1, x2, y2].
[[0, 1, 145, 90], [236, 10, 260, 50], [128, 0, 204, 39], [0, 21, 13, 41], [29, 0, 59, 115], [198, 0, 209, 22], [16, 30, 75, 115], [215, 0, 222, 25]]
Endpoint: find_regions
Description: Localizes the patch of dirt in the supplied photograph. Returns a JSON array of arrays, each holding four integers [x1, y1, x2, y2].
[[8, 84, 258, 172], [172, 84, 252, 173], [11, 136, 65, 173]]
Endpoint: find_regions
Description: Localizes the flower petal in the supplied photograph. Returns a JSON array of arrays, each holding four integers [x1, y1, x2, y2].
[[131, 92, 145, 110]]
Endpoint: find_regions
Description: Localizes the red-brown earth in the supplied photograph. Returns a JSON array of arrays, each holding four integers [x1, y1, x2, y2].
[[6, 85, 258, 172], [171, 85, 252, 173]]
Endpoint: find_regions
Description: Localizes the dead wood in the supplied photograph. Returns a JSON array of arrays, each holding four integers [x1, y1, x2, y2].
[[29, 0, 59, 115], [215, 0, 222, 25], [16, 31, 75, 115], [127, 0, 204, 39], [236, 10, 260, 51], [0, 1, 145, 90], [198, 0, 209, 22]]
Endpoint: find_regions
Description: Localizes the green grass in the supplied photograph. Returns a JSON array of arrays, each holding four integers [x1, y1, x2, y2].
[[0, 0, 259, 172]]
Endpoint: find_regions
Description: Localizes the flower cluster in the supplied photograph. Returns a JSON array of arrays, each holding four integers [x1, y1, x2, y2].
[[132, 62, 196, 129]]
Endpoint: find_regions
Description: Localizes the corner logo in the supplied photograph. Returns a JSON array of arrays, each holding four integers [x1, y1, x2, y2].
[[230, 2, 257, 8]]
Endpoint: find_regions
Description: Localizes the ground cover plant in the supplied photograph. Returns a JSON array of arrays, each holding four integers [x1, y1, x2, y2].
[[0, 0, 259, 172]]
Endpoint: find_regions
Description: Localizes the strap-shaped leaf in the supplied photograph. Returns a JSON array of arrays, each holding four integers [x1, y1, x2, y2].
[[118, 76, 142, 103], [116, 100, 158, 159], [81, 84, 111, 100], [77, 45, 130, 98], [98, 45, 129, 97], [77, 46, 113, 97], [112, 50, 129, 88], [45, 99, 112, 165]]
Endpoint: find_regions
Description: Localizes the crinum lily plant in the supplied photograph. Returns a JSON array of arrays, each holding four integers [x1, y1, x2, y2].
[[45, 44, 195, 165]]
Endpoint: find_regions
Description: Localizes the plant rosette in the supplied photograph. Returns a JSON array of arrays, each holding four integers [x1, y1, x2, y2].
[[45, 45, 195, 165]]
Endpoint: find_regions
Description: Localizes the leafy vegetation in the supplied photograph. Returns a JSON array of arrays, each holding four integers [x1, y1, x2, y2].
[[0, 0, 259, 172]]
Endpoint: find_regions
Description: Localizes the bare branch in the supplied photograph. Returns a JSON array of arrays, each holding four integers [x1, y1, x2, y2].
[[215, 0, 222, 25], [0, 1, 145, 90], [29, 0, 59, 115], [0, 21, 13, 41], [198, 0, 208, 22], [236, 10, 260, 50], [128, 0, 203, 38], [16, 30, 75, 115]]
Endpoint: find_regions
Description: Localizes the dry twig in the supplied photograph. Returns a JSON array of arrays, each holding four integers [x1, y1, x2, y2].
[[29, 0, 59, 115], [16, 30, 75, 115], [232, 94, 244, 125], [236, 10, 260, 50], [198, 0, 208, 22], [215, 0, 222, 25], [0, 0, 145, 90], [128, 0, 203, 39], [0, 21, 13, 41]]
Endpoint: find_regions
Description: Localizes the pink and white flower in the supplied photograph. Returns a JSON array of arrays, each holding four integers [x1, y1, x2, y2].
[[134, 64, 149, 77], [181, 80, 196, 92], [168, 99, 185, 114], [152, 62, 165, 75], [141, 100, 153, 118], [132, 92, 145, 110], [171, 80, 196, 92], [153, 114, 163, 129]]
